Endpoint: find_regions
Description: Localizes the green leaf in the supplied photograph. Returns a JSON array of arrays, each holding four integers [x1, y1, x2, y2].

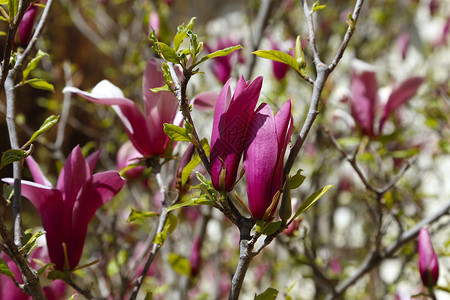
[[312, 1, 326, 12], [0, 0, 8, 4], [261, 221, 282, 236], [168, 253, 191, 277], [0, 30, 6, 34], [253, 50, 299, 72], [163, 124, 191, 142], [181, 155, 201, 186], [37, 263, 53, 276], [150, 85, 170, 93], [20, 230, 44, 254], [67, 294, 77, 300], [197, 45, 242, 64], [127, 209, 159, 223], [8, 0, 18, 19], [165, 196, 217, 214], [0, 257, 15, 279], [27, 115, 59, 144], [2, 184, 14, 204], [158, 42, 179, 64], [154, 213, 178, 245], [24, 79, 55, 92], [291, 185, 334, 220], [47, 269, 70, 281], [0, 149, 26, 170], [255, 287, 279, 300], [290, 169, 306, 190], [185, 17, 196, 31], [23, 50, 48, 81]]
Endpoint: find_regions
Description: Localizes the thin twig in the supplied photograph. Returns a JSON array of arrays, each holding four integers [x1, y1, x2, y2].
[[64, 276, 95, 299], [325, 200, 450, 300]]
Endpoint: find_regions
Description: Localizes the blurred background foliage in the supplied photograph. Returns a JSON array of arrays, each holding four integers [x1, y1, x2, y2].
[[0, 0, 449, 298]]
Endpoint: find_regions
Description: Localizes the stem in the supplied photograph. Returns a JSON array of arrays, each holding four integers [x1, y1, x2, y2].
[[325, 200, 450, 299], [64, 276, 95, 299]]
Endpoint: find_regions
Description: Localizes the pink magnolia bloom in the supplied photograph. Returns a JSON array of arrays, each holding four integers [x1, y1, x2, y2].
[[350, 60, 424, 137], [63, 58, 182, 157], [243, 100, 293, 219], [17, 2, 39, 47], [210, 76, 263, 191], [204, 37, 244, 84], [116, 141, 145, 179], [3, 146, 126, 270], [418, 228, 439, 287], [0, 247, 66, 300]]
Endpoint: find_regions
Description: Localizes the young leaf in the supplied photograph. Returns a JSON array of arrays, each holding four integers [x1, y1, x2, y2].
[[20, 230, 44, 254], [163, 124, 191, 142], [261, 221, 282, 236], [2, 184, 14, 204], [291, 185, 334, 221], [158, 42, 180, 64], [197, 45, 243, 65], [23, 50, 49, 81], [165, 196, 217, 214], [168, 253, 191, 277], [27, 115, 59, 144], [312, 1, 326, 12], [8, 0, 18, 20], [24, 79, 55, 92], [255, 287, 279, 300], [154, 213, 178, 245], [0, 257, 15, 279], [253, 50, 299, 72], [173, 29, 189, 52], [0, 149, 27, 170], [181, 154, 201, 186], [0, 0, 8, 4], [127, 209, 159, 223], [290, 169, 306, 190], [150, 85, 170, 93], [37, 263, 53, 276]]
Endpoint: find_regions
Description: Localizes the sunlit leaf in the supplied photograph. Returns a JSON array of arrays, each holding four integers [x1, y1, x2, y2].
[[168, 253, 191, 277], [197, 45, 242, 64], [0, 149, 26, 170], [163, 124, 191, 142], [255, 287, 279, 300], [127, 209, 159, 223], [158, 42, 179, 64], [27, 115, 59, 144], [291, 185, 334, 220], [0, 257, 14, 279], [253, 50, 299, 72], [23, 50, 48, 80], [24, 79, 54, 92], [165, 196, 217, 213]]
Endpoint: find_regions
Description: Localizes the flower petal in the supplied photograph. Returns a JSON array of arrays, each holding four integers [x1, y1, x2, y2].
[[244, 103, 278, 219], [378, 76, 424, 134], [64, 81, 153, 156], [25, 155, 52, 187], [192, 91, 219, 111], [86, 149, 101, 174], [69, 171, 125, 269]]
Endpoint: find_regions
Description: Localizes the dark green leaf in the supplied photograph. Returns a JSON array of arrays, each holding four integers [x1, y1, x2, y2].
[[163, 124, 191, 142], [0, 149, 26, 170], [291, 185, 334, 220], [255, 287, 279, 300], [0, 257, 15, 279], [37, 263, 53, 276], [261, 221, 282, 236], [158, 42, 179, 64], [27, 115, 59, 144], [253, 50, 299, 71], [47, 269, 69, 280], [127, 209, 159, 223], [23, 50, 48, 80], [290, 169, 306, 190], [168, 253, 191, 277]]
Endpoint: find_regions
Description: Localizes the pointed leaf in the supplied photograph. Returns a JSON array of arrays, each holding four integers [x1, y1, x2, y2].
[[8, 0, 18, 19], [253, 50, 299, 72], [168, 253, 191, 277], [154, 213, 178, 245], [255, 287, 279, 300], [198, 45, 242, 64], [37, 263, 53, 276], [2, 184, 14, 204], [150, 85, 170, 93], [291, 185, 334, 220], [0, 149, 26, 169], [0, 257, 15, 279], [24, 79, 55, 92], [23, 50, 48, 80], [27, 115, 59, 144], [127, 209, 159, 223], [163, 123, 191, 142], [158, 42, 180, 64], [181, 154, 201, 186], [261, 221, 282, 236], [312, 1, 326, 12], [20, 230, 44, 254], [290, 169, 306, 189], [165, 196, 217, 214]]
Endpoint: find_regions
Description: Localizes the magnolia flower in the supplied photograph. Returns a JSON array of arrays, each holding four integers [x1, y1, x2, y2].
[[244, 100, 293, 219], [63, 58, 182, 157], [210, 76, 263, 191], [204, 37, 244, 84], [349, 60, 424, 137], [3, 146, 126, 270], [0, 247, 66, 299], [116, 141, 145, 179], [17, 2, 39, 47], [418, 228, 439, 287]]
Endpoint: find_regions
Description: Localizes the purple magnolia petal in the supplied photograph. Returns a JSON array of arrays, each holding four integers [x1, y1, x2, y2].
[[233, 75, 248, 99], [25, 156, 52, 187], [116, 141, 145, 179], [86, 149, 101, 174], [350, 67, 378, 137], [211, 78, 232, 150], [244, 103, 278, 219], [63, 81, 153, 156], [192, 91, 219, 111], [69, 171, 125, 269], [18, 3, 38, 47], [378, 76, 424, 134], [418, 228, 439, 287], [56, 146, 90, 210]]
